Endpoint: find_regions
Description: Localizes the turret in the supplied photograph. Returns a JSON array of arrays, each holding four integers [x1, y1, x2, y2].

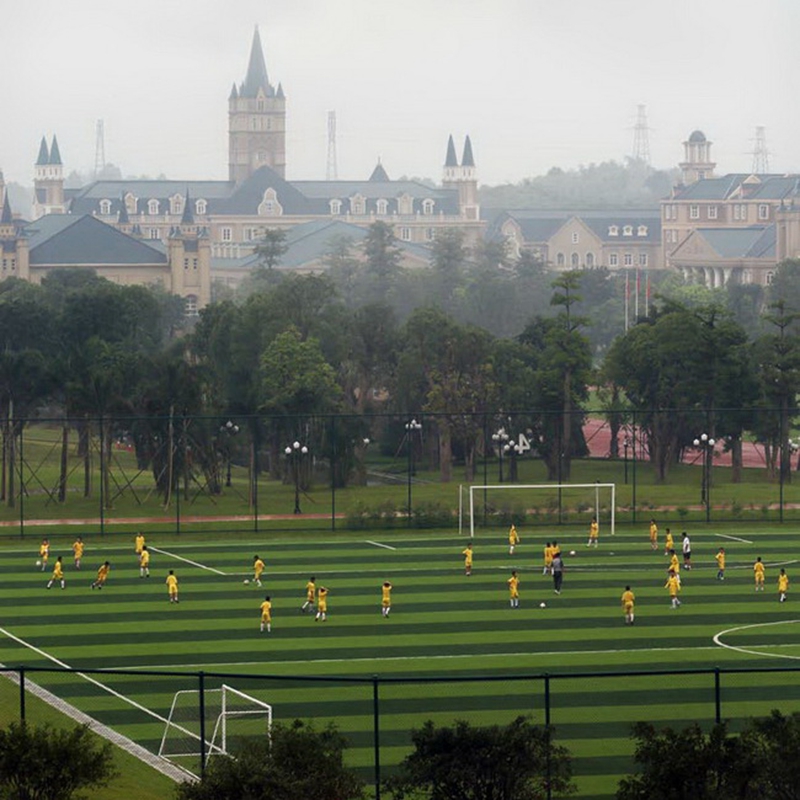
[[679, 130, 716, 184], [442, 134, 479, 221], [33, 134, 65, 218]]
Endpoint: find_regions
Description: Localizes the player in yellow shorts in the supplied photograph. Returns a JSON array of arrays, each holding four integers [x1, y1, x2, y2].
[[665, 570, 681, 608], [46, 556, 65, 590], [381, 581, 393, 617], [166, 570, 179, 603], [508, 524, 519, 555], [252, 555, 265, 587], [91, 561, 110, 590], [139, 545, 150, 578], [664, 528, 674, 555], [754, 557, 765, 591], [302, 576, 316, 613], [39, 539, 50, 571], [134, 532, 145, 558], [315, 586, 328, 621], [778, 568, 789, 603], [587, 517, 599, 548], [649, 519, 658, 551], [543, 542, 553, 575], [715, 548, 725, 580], [462, 543, 473, 576], [260, 596, 272, 633], [621, 585, 635, 624], [668, 550, 681, 584], [507, 571, 520, 609], [72, 537, 84, 570]]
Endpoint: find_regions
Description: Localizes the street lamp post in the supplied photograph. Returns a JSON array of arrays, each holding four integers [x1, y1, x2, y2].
[[405, 419, 422, 520], [284, 440, 308, 515], [220, 420, 240, 487], [693, 433, 715, 522], [491, 427, 511, 482]]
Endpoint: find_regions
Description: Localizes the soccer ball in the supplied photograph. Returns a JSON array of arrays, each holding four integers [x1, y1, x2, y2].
[[539, 602, 547, 608], [569, 550, 576, 556], [35, 560, 41, 566], [243, 579, 250, 585]]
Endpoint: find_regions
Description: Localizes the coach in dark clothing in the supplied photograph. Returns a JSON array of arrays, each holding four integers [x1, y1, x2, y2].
[[552, 553, 564, 594]]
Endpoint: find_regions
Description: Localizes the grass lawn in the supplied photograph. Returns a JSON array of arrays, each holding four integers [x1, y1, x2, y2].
[[1, 523, 799, 799]]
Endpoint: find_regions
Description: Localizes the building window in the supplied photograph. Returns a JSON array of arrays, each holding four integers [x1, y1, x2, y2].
[[185, 294, 199, 316], [221, 227, 233, 242], [196, 199, 207, 215], [766, 271, 775, 285], [571, 231, 579, 244], [708, 206, 718, 220], [330, 199, 342, 215], [690, 205, 700, 220], [623, 225, 633, 236], [169, 194, 184, 216], [148, 199, 159, 215], [586, 252, 594, 267], [376, 199, 388, 215], [637, 225, 648, 236], [571, 252, 580, 267], [192, 258, 198, 270], [124, 193, 138, 215], [183, 258, 190, 271], [351, 194, 366, 215], [148, 228, 160, 240], [244, 227, 260, 241], [623, 253, 633, 267], [609, 253, 619, 267], [400, 227, 411, 241], [734, 204, 747, 221], [664, 206, 673, 220], [556, 252, 565, 267], [398, 194, 413, 215], [759, 204, 769, 220], [99, 199, 112, 215], [608, 225, 619, 236], [422, 199, 434, 215], [639, 252, 648, 267]]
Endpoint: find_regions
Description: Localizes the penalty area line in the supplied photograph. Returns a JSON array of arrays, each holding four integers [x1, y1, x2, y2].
[[148, 546, 226, 575], [715, 533, 753, 544], [365, 540, 397, 551]]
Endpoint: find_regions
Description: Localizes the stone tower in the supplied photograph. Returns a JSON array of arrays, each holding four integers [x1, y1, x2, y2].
[[442, 135, 479, 221], [228, 27, 286, 182], [679, 130, 716, 185], [167, 192, 211, 312], [33, 135, 66, 218]]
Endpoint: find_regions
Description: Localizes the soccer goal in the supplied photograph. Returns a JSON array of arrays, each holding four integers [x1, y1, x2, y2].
[[459, 482, 616, 537], [159, 684, 272, 773]]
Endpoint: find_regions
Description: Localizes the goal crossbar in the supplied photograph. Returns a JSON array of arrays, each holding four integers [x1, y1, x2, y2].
[[463, 482, 616, 537]]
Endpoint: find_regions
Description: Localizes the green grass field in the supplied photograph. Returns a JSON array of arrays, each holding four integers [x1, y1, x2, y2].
[[1, 524, 800, 799]]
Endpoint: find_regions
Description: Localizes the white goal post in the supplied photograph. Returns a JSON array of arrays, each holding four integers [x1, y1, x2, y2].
[[159, 684, 273, 771], [460, 483, 616, 538]]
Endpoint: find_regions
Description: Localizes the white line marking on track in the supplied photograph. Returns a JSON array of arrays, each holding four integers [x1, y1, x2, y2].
[[365, 540, 397, 551], [148, 546, 226, 575], [713, 619, 800, 661], [715, 533, 753, 544]]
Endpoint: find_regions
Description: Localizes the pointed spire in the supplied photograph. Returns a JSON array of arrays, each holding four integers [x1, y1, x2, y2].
[[1, 193, 12, 224], [444, 135, 458, 167], [36, 136, 50, 166], [276, 82, 284, 100], [241, 26, 272, 98], [369, 161, 390, 182], [461, 136, 474, 168], [229, 82, 239, 101], [118, 194, 129, 225], [181, 189, 194, 225], [49, 135, 62, 165]]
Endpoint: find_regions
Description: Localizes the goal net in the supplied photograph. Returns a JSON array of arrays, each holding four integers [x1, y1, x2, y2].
[[159, 684, 272, 773], [460, 483, 616, 537]]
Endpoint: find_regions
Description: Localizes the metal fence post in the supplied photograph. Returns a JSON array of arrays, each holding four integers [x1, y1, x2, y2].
[[544, 674, 552, 800], [19, 668, 25, 722], [373, 675, 381, 800], [199, 671, 206, 779], [714, 667, 721, 724]]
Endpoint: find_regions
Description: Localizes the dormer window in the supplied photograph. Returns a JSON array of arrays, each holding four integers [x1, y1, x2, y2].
[[398, 194, 413, 215], [637, 225, 648, 236], [169, 194, 184, 216], [258, 188, 282, 216], [623, 225, 633, 236], [422, 199, 435, 216], [330, 199, 342, 215], [195, 199, 207, 216], [99, 199, 112, 215], [148, 199, 160, 215], [351, 194, 366, 215], [376, 199, 388, 215], [608, 225, 619, 236], [124, 193, 138, 215]]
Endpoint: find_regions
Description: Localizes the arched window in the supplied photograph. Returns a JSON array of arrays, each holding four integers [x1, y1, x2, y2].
[[608, 225, 619, 236], [623, 225, 633, 236], [99, 199, 112, 215], [195, 199, 207, 215], [585, 252, 595, 267], [169, 194, 184, 216], [556, 252, 565, 267], [637, 225, 648, 236], [351, 194, 366, 215], [376, 199, 388, 215], [329, 199, 342, 215], [148, 199, 159, 215], [422, 199, 435, 215], [571, 252, 580, 267]]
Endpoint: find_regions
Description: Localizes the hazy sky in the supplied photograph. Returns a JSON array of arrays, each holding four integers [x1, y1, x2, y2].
[[1, 0, 798, 188]]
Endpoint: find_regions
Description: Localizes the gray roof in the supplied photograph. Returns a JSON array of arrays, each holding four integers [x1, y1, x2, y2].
[[671, 173, 800, 202], [696, 225, 775, 259], [25, 214, 168, 265], [489, 209, 661, 243]]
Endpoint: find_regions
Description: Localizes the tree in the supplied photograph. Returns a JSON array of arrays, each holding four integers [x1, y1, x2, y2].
[[0, 721, 115, 800], [254, 228, 289, 271], [385, 716, 574, 800], [176, 720, 363, 800]]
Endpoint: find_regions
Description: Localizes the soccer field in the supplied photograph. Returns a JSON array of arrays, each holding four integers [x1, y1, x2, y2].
[[1, 525, 800, 799]]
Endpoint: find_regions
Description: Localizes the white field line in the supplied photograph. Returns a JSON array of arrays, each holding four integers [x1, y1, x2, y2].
[[148, 546, 226, 575], [116, 644, 724, 672], [713, 619, 800, 661], [365, 540, 397, 551], [715, 533, 754, 544]]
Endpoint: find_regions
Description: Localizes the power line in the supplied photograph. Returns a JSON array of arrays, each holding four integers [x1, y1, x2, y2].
[[94, 119, 106, 180], [750, 125, 770, 174], [631, 104, 651, 166], [326, 111, 338, 181]]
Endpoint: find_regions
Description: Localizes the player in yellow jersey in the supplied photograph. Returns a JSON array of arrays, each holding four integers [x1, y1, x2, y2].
[[552, 541, 562, 560], [166, 570, 179, 603], [462, 543, 473, 576], [139, 545, 150, 578], [252, 555, 265, 587], [508, 524, 520, 555], [542, 542, 553, 575], [91, 561, 110, 590], [315, 587, 328, 622], [507, 571, 520, 609], [38, 539, 50, 571], [587, 517, 599, 548], [664, 528, 674, 556], [260, 596, 272, 633], [134, 532, 145, 558], [715, 548, 726, 581], [621, 585, 635, 624], [754, 557, 765, 591], [668, 550, 681, 584], [778, 568, 789, 603], [649, 519, 658, 551], [665, 570, 681, 608], [46, 556, 65, 590], [72, 537, 84, 570], [302, 576, 316, 613], [381, 582, 393, 617]]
